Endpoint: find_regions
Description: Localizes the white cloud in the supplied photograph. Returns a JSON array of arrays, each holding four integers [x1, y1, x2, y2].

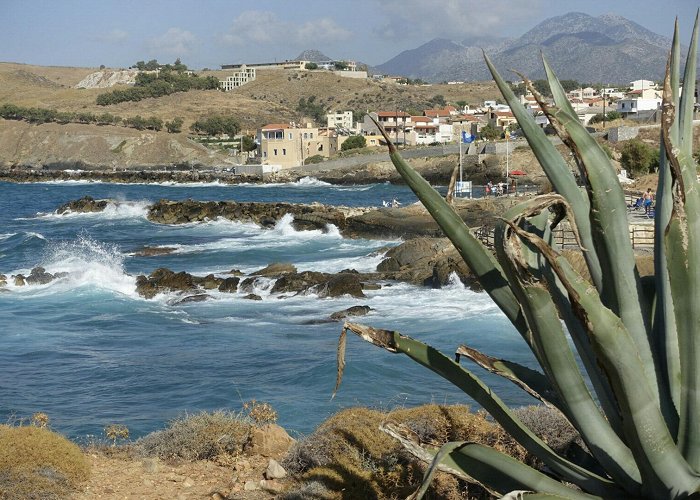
[[375, 0, 539, 41], [221, 10, 352, 47], [148, 27, 197, 56]]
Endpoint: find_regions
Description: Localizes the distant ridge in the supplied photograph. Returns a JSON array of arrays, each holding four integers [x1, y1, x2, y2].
[[375, 12, 692, 84], [295, 49, 332, 62]]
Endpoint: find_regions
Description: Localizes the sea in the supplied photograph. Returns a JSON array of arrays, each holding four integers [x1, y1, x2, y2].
[[0, 177, 537, 440]]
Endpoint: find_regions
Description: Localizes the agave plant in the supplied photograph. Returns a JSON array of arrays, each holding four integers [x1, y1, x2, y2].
[[335, 15, 700, 499]]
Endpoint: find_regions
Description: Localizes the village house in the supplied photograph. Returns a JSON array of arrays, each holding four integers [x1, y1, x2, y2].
[[361, 111, 412, 144], [326, 111, 354, 131]]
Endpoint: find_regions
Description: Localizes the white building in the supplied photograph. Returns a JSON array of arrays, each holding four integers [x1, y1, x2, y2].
[[326, 111, 354, 131], [219, 66, 256, 91], [616, 97, 662, 115], [629, 79, 657, 91]]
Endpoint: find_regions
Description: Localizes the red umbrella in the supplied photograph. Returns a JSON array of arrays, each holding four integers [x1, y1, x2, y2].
[[509, 170, 526, 176]]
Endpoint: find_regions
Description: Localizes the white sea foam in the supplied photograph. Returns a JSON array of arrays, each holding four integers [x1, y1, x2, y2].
[[6, 234, 137, 298], [36, 200, 150, 220], [166, 213, 343, 255], [0, 233, 17, 241]]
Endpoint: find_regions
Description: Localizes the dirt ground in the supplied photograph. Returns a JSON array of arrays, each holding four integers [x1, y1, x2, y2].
[[75, 451, 283, 500]]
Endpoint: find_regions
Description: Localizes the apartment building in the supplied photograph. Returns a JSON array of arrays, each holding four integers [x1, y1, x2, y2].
[[219, 66, 256, 91]]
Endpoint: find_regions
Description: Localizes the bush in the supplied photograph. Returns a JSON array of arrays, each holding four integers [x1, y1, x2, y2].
[[0, 424, 90, 499], [304, 154, 324, 165], [282, 404, 525, 499], [341, 135, 366, 151], [137, 411, 251, 461], [620, 138, 659, 176]]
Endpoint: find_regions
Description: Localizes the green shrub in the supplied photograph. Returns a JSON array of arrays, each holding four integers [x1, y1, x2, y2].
[[620, 138, 659, 176], [341, 135, 366, 151]]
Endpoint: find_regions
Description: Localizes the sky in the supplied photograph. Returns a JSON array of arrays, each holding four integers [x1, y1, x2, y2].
[[2, 0, 698, 70]]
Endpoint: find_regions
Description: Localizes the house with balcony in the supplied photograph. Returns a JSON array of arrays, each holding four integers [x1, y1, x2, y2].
[[423, 106, 458, 122], [629, 79, 657, 92], [257, 123, 324, 168], [361, 111, 412, 144]]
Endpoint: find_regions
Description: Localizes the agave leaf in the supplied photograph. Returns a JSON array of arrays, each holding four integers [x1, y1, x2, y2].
[[527, 85, 660, 410], [512, 227, 700, 497], [455, 345, 562, 410], [654, 24, 681, 427], [661, 12, 700, 469], [448, 443, 600, 499], [369, 116, 527, 334], [495, 214, 641, 492], [498, 197, 625, 437], [340, 322, 621, 496], [541, 55, 579, 121], [483, 54, 603, 293]]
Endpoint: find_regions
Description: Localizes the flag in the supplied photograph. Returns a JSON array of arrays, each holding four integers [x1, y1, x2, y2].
[[462, 131, 475, 143]]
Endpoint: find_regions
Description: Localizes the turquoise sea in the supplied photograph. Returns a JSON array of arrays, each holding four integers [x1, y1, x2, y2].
[[0, 178, 535, 439]]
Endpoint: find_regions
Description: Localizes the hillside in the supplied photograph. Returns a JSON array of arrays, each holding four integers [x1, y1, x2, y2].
[[0, 62, 500, 168]]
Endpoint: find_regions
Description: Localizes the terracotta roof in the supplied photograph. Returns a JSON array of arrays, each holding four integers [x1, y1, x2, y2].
[[412, 116, 432, 123], [376, 111, 410, 117], [261, 123, 290, 130], [495, 111, 514, 117]]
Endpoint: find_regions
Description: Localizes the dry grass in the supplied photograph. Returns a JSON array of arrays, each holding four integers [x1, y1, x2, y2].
[[136, 410, 252, 462], [0, 62, 501, 132], [282, 404, 526, 500], [0, 424, 90, 499]]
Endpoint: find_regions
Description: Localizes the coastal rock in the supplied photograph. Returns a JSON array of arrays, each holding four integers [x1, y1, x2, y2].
[[243, 293, 262, 301], [25, 266, 55, 285], [199, 274, 223, 290], [316, 273, 365, 298], [218, 277, 240, 293], [0, 274, 6, 286], [14, 274, 26, 286], [270, 271, 365, 298], [330, 305, 372, 321], [245, 424, 295, 458], [172, 293, 211, 304], [56, 195, 109, 214], [264, 459, 287, 480], [250, 263, 297, 277], [135, 268, 198, 299], [132, 246, 177, 257]]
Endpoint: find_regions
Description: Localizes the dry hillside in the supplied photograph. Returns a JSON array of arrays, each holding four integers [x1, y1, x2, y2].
[[0, 62, 500, 131]]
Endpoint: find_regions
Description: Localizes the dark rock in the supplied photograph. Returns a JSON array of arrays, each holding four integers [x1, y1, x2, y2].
[[132, 246, 177, 257], [218, 277, 240, 293], [428, 257, 473, 288], [0, 274, 6, 287], [135, 268, 198, 299], [26, 267, 55, 285], [330, 305, 372, 321], [14, 274, 26, 286], [173, 293, 211, 304], [239, 277, 262, 293], [251, 263, 297, 277], [196, 274, 223, 290], [56, 196, 109, 214], [228, 269, 244, 276], [270, 271, 327, 295], [317, 273, 365, 298], [243, 293, 263, 301]]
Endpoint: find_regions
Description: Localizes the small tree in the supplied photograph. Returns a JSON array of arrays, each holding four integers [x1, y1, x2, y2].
[[305, 62, 318, 70], [165, 117, 184, 133], [341, 135, 367, 151], [479, 124, 501, 141], [620, 138, 659, 177]]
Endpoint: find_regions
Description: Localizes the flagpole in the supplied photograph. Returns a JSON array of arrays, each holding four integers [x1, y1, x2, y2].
[[459, 133, 463, 192]]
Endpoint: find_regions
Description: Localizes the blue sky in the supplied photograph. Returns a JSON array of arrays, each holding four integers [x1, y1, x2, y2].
[[2, 0, 698, 69]]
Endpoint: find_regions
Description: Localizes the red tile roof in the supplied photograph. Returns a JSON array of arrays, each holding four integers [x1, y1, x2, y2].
[[261, 123, 290, 130]]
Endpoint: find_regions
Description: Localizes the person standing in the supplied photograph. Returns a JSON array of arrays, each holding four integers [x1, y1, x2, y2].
[[643, 188, 654, 215]]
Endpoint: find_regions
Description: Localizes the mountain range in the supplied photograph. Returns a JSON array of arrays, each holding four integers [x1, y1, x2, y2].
[[328, 12, 694, 84]]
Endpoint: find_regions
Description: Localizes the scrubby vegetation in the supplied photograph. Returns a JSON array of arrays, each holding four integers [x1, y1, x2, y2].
[[282, 404, 526, 499], [340, 135, 366, 151], [96, 65, 219, 106], [620, 138, 660, 177], [0, 423, 90, 499], [0, 103, 178, 133]]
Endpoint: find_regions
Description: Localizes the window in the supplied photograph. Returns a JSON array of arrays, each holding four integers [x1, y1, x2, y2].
[[263, 151, 267, 158], [310, 133, 314, 138], [288, 132, 292, 139], [303, 133, 308, 139], [282, 148, 286, 155], [274, 148, 278, 156]]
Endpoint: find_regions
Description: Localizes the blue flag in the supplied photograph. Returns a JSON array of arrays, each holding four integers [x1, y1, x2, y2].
[[462, 131, 475, 143]]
